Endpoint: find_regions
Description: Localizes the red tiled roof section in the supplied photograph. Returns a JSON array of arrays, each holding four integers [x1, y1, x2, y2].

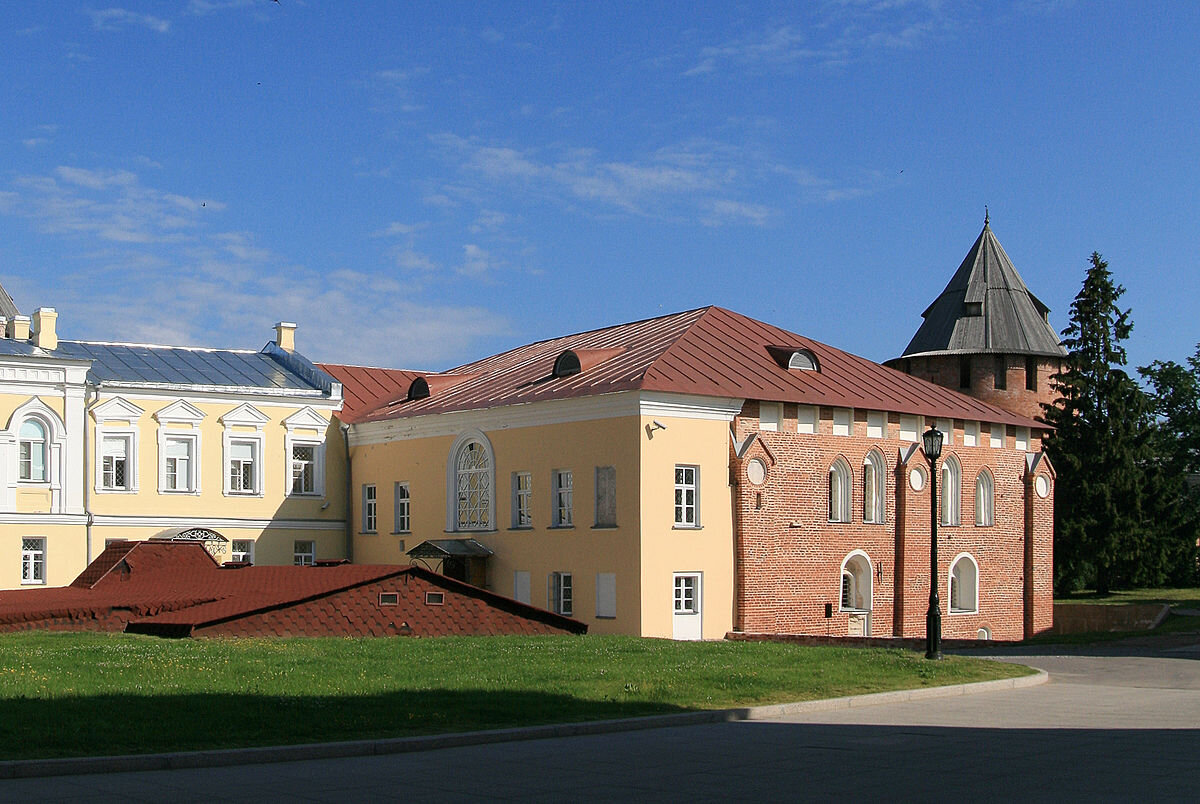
[[358, 306, 1043, 428], [318, 363, 423, 422]]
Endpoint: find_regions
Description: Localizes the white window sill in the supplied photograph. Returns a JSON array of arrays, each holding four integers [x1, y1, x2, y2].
[[21, 580, 46, 586], [96, 487, 137, 494], [948, 608, 979, 615]]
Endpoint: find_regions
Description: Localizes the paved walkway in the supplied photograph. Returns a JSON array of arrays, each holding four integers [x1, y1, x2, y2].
[[4, 635, 1198, 802]]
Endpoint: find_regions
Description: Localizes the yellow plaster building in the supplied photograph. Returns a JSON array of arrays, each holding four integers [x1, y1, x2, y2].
[[0, 288, 347, 590]]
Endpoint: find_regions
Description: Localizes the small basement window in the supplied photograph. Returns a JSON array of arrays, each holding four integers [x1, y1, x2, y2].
[[379, 592, 399, 606], [425, 591, 445, 606]]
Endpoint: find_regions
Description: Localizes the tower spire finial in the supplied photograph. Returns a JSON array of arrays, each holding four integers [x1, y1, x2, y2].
[[984, 205, 989, 226]]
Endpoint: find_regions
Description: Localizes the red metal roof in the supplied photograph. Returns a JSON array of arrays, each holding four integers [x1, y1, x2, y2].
[[356, 306, 1044, 428], [318, 363, 423, 422]]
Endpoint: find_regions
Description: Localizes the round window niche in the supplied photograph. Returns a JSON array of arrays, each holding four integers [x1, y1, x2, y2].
[[746, 458, 767, 486], [909, 466, 927, 492], [1035, 475, 1051, 498]]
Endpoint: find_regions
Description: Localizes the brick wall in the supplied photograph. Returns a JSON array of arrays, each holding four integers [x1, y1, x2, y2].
[[896, 354, 1063, 422], [731, 400, 1053, 641]]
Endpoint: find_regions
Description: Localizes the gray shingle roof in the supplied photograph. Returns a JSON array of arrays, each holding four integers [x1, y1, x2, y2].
[[0, 282, 18, 320], [899, 221, 1066, 359]]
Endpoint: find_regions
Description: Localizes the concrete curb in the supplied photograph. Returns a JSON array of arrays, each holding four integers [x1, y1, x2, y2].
[[0, 670, 1047, 779]]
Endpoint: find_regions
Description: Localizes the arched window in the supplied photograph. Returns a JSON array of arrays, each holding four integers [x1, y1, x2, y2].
[[863, 450, 885, 524], [454, 439, 491, 531], [940, 454, 961, 526], [828, 457, 851, 523], [840, 552, 872, 612], [19, 418, 47, 482], [949, 554, 979, 613], [975, 469, 994, 526]]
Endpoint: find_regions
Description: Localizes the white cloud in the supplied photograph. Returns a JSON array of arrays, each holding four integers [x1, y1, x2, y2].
[[22, 138, 48, 149], [458, 244, 494, 277], [393, 247, 438, 272], [186, 0, 258, 14], [374, 221, 428, 237], [87, 8, 171, 33], [702, 200, 771, 227]]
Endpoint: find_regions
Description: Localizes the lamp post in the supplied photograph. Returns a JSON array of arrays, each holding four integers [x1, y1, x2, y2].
[[922, 424, 944, 660]]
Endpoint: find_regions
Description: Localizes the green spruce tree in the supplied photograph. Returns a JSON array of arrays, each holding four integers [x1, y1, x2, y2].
[[1043, 253, 1162, 594]]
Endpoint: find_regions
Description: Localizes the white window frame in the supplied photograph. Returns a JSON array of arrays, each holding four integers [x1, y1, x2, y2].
[[990, 424, 1005, 449], [941, 454, 962, 526], [21, 537, 46, 585], [963, 421, 979, 448], [797, 405, 817, 434], [362, 483, 378, 533], [899, 414, 922, 442], [97, 432, 137, 493], [1015, 426, 1030, 452], [596, 572, 617, 619], [839, 550, 872, 613], [548, 571, 573, 616], [221, 404, 268, 498], [936, 418, 954, 446], [293, 539, 315, 566], [159, 432, 200, 494], [828, 457, 852, 523], [18, 418, 49, 483], [552, 469, 574, 527], [393, 481, 410, 533], [673, 572, 701, 615], [760, 402, 781, 432], [975, 469, 994, 527], [866, 411, 885, 439], [445, 430, 495, 532], [512, 471, 532, 528], [673, 464, 700, 528], [949, 553, 980, 614], [863, 450, 885, 524], [226, 437, 262, 496], [283, 407, 328, 498], [230, 539, 255, 563]]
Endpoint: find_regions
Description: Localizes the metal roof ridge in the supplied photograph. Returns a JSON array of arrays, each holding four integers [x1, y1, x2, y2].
[[63, 339, 260, 354]]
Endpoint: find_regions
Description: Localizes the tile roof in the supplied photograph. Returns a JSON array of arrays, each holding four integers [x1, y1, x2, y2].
[[358, 305, 1045, 428], [899, 221, 1067, 359], [317, 363, 423, 421], [0, 540, 583, 637]]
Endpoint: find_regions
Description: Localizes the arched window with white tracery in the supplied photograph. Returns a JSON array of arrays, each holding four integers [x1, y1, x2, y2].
[[19, 418, 48, 482], [941, 454, 961, 526], [975, 469, 994, 526], [863, 449, 885, 524], [455, 439, 491, 531], [828, 457, 851, 523]]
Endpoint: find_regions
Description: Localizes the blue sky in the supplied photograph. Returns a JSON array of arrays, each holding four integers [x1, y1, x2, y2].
[[1, 1, 1197, 374]]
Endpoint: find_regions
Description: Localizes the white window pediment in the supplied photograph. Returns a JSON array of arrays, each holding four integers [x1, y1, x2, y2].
[[154, 399, 206, 426], [5, 397, 66, 437], [220, 403, 270, 429], [91, 397, 145, 424], [282, 406, 328, 432]]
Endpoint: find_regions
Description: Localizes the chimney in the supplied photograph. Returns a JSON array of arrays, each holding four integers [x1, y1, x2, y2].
[[32, 308, 58, 350], [274, 321, 297, 353], [8, 315, 31, 341]]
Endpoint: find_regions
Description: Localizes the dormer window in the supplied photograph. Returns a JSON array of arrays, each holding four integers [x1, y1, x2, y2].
[[964, 301, 983, 317], [554, 351, 582, 378], [407, 377, 430, 401], [552, 347, 626, 379], [788, 350, 819, 371]]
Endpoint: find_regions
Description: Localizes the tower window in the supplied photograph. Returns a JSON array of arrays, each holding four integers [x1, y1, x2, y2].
[[1025, 356, 1038, 391], [994, 356, 1007, 391], [959, 356, 971, 389]]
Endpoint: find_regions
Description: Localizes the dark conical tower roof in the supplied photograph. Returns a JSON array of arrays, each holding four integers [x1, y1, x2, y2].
[[899, 217, 1066, 359]]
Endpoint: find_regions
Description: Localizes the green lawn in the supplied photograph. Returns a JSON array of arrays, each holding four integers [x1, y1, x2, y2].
[[1055, 587, 1200, 609], [0, 633, 1030, 760]]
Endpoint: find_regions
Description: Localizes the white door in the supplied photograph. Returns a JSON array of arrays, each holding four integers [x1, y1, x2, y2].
[[672, 573, 702, 640]]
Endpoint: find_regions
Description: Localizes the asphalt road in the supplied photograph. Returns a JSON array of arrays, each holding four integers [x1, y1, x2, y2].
[[5, 633, 1198, 803]]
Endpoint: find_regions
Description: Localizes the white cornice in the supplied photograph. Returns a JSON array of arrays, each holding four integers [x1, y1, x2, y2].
[[96, 381, 332, 402], [349, 391, 743, 446], [0, 513, 88, 525], [91, 515, 345, 531]]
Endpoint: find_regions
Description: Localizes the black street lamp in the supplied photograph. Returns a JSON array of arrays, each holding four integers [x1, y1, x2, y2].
[[922, 424, 944, 660]]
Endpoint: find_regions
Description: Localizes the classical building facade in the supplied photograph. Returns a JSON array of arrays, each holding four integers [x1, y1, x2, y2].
[[886, 216, 1067, 420]]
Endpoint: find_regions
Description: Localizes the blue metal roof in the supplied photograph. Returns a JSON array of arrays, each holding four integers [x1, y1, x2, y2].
[[53, 341, 324, 391]]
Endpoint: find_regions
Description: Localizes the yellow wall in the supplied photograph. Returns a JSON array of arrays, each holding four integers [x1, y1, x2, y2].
[[637, 415, 734, 639], [352, 415, 643, 634], [89, 524, 345, 566], [0, 524, 87, 589]]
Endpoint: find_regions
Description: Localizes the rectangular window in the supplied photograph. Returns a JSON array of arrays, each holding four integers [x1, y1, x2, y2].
[[293, 540, 315, 566], [990, 424, 1005, 449], [963, 421, 979, 448], [994, 356, 1007, 390], [594, 466, 617, 527], [673, 574, 698, 614], [1015, 426, 1030, 452], [596, 572, 617, 619], [552, 470, 573, 527], [513, 570, 531, 604], [512, 471, 532, 527], [228, 439, 258, 494], [393, 482, 410, 532], [900, 415, 921, 442], [21, 537, 46, 585], [866, 411, 885, 439], [425, 591, 445, 606], [1026, 356, 1038, 391], [230, 539, 254, 563], [163, 436, 195, 492], [797, 405, 817, 434], [379, 592, 399, 606], [832, 408, 852, 437], [362, 484, 377, 532], [759, 402, 781, 432], [101, 436, 131, 490], [291, 444, 316, 495], [674, 465, 699, 527], [549, 571, 573, 616]]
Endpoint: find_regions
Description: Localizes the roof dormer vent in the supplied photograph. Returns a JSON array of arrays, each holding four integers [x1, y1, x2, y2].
[[553, 347, 627, 379], [405, 373, 481, 402], [767, 345, 820, 372]]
